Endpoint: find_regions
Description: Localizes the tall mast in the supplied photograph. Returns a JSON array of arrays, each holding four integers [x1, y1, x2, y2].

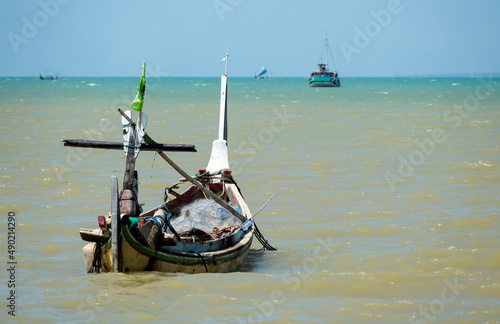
[[224, 52, 229, 77], [325, 31, 328, 67], [219, 53, 228, 142], [207, 53, 230, 173]]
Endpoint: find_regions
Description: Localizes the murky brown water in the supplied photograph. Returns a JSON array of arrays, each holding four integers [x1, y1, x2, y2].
[[1, 77, 499, 323]]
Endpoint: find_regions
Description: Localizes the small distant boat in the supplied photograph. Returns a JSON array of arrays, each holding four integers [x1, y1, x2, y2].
[[255, 66, 269, 79], [308, 33, 340, 87], [39, 73, 58, 80]]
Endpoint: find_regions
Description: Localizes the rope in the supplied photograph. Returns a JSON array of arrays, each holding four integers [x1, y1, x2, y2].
[[254, 223, 277, 251], [149, 153, 157, 180], [160, 205, 182, 241], [145, 216, 162, 228], [190, 251, 208, 272], [90, 242, 103, 273], [219, 174, 276, 251]]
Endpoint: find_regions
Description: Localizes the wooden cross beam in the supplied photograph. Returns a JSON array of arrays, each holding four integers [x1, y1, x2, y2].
[[61, 139, 197, 152]]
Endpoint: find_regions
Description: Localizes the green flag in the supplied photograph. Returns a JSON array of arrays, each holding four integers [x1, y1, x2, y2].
[[131, 61, 146, 111]]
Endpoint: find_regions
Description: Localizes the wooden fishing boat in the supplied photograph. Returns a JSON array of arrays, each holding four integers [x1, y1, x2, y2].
[[68, 57, 275, 274], [40, 70, 59, 80]]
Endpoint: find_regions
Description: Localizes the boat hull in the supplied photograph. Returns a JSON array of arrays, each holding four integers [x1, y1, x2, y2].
[[83, 227, 253, 273], [82, 182, 255, 274], [308, 76, 341, 87]]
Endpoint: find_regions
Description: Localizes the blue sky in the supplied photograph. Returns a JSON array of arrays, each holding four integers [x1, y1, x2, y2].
[[1, 0, 499, 77]]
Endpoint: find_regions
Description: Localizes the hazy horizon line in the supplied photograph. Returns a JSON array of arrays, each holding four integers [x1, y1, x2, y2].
[[3, 73, 500, 79]]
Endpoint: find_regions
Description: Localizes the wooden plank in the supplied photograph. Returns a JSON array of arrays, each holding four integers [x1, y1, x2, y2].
[[80, 228, 110, 243], [62, 139, 196, 152]]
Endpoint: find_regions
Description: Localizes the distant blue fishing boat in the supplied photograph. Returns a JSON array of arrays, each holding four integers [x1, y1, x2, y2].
[[308, 33, 340, 87], [39, 73, 58, 80], [255, 66, 269, 79]]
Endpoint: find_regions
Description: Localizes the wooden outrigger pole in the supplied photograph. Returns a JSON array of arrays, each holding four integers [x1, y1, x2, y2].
[[62, 139, 196, 152]]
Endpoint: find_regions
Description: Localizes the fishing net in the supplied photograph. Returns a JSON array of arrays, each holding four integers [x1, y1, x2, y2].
[[169, 198, 241, 234]]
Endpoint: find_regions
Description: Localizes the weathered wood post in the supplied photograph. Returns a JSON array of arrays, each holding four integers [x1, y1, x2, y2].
[[122, 128, 137, 191], [110, 176, 121, 272]]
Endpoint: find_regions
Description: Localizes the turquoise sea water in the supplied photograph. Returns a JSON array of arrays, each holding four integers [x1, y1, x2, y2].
[[0, 76, 499, 323]]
